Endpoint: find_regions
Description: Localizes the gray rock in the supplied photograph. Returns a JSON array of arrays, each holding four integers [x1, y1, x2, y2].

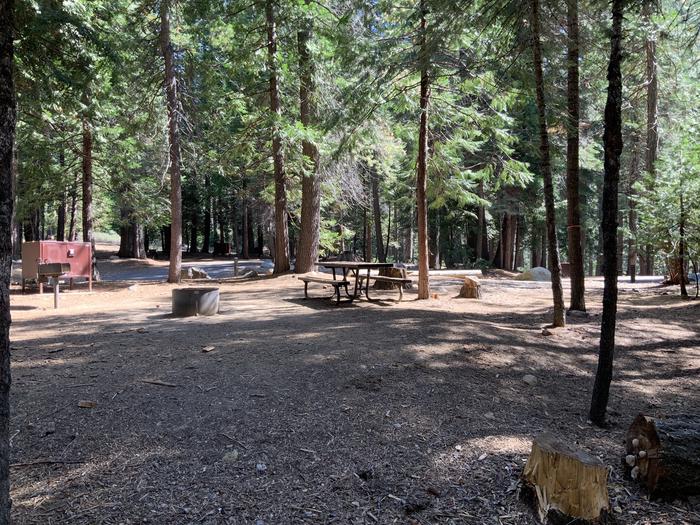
[[516, 267, 551, 282], [180, 267, 210, 280], [523, 374, 538, 386]]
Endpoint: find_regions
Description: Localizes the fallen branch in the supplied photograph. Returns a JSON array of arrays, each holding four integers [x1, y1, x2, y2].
[[141, 379, 178, 388]]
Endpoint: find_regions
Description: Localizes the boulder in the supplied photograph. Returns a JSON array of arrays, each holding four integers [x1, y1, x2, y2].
[[516, 266, 552, 282], [181, 267, 211, 280]]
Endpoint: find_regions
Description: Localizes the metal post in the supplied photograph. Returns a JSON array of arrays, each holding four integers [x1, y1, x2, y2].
[[234, 256, 238, 277], [53, 276, 59, 309]]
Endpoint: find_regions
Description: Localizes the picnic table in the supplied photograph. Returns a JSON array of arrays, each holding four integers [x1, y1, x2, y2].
[[300, 261, 412, 303]]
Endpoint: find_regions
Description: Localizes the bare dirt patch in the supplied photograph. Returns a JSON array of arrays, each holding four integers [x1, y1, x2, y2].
[[8, 272, 700, 524]]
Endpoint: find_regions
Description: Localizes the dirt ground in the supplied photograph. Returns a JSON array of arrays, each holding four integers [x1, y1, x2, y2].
[[7, 266, 700, 524]]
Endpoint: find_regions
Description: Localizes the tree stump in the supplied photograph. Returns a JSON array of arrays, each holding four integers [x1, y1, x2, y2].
[[458, 277, 481, 299], [624, 414, 700, 500], [374, 267, 406, 290], [521, 434, 609, 524], [172, 287, 220, 317]]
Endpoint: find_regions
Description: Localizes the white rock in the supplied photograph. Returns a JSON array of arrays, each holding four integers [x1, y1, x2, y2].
[[515, 267, 551, 282]]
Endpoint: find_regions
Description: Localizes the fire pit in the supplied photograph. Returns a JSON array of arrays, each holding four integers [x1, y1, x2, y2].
[[172, 287, 220, 317]]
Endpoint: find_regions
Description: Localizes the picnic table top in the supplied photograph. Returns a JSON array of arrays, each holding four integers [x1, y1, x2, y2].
[[317, 261, 394, 269]]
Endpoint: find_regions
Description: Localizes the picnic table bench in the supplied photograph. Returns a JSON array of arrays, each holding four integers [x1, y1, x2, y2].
[[299, 275, 351, 305], [359, 274, 412, 301], [300, 261, 411, 304]]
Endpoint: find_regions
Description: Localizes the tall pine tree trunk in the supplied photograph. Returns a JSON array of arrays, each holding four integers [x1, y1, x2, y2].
[[160, 0, 182, 283], [0, 0, 15, 517], [590, 0, 624, 426], [56, 150, 66, 241], [201, 173, 211, 253], [295, 6, 321, 273], [529, 0, 565, 327], [416, 0, 430, 299], [566, 0, 586, 311], [643, 0, 657, 275], [81, 97, 99, 280], [266, 0, 290, 273], [679, 192, 687, 298], [371, 166, 386, 263], [628, 138, 640, 282]]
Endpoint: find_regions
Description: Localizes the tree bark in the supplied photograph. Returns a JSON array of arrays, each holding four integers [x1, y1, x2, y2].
[[590, 0, 624, 427], [566, 0, 586, 311], [628, 137, 640, 282], [56, 150, 66, 241], [68, 171, 78, 241], [81, 98, 99, 280], [363, 207, 371, 261], [370, 166, 386, 263], [0, 0, 15, 518], [529, 0, 565, 327], [416, 0, 430, 299], [160, 0, 182, 283], [679, 192, 687, 298], [428, 208, 440, 270], [625, 414, 700, 500], [266, 0, 290, 274], [295, 6, 321, 273], [476, 181, 485, 261], [643, 0, 657, 276], [241, 200, 250, 259], [201, 173, 211, 253]]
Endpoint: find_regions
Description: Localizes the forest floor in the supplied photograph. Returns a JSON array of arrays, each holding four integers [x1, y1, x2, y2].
[[8, 257, 700, 524]]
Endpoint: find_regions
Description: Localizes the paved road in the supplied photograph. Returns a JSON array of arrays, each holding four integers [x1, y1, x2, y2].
[[98, 258, 271, 282]]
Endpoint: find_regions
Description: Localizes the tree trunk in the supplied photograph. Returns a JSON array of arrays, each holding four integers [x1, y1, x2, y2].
[[628, 137, 640, 283], [241, 200, 250, 259], [68, 171, 78, 241], [0, 0, 15, 518], [160, 0, 182, 283], [476, 182, 485, 261], [266, 0, 290, 274], [386, 202, 392, 261], [81, 99, 99, 281], [56, 194, 66, 242], [679, 192, 687, 298], [566, 0, 586, 311], [56, 150, 66, 241], [370, 166, 386, 263], [118, 222, 146, 259], [363, 207, 371, 261], [189, 205, 198, 254], [257, 224, 263, 256], [642, 0, 657, 276], [529, 0, 565, 327], [589, 0, 623, 427], [617, 209, 624, 275], [428, 208, 440, 270], [201, 173, 211, 253], [625, 414, 700, 500], [295, 7, 321, 273], [416, 0, 430, 299]]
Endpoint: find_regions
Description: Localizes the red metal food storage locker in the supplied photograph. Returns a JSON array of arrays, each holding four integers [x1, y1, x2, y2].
[[22, 241, 92, 292]]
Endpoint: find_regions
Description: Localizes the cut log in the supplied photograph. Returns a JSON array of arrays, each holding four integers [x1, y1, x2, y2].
[[624, 414, 700, 500], [458, 276, 482, 299], [374, 267, 406, 290], [521, 434, 609, 524]]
